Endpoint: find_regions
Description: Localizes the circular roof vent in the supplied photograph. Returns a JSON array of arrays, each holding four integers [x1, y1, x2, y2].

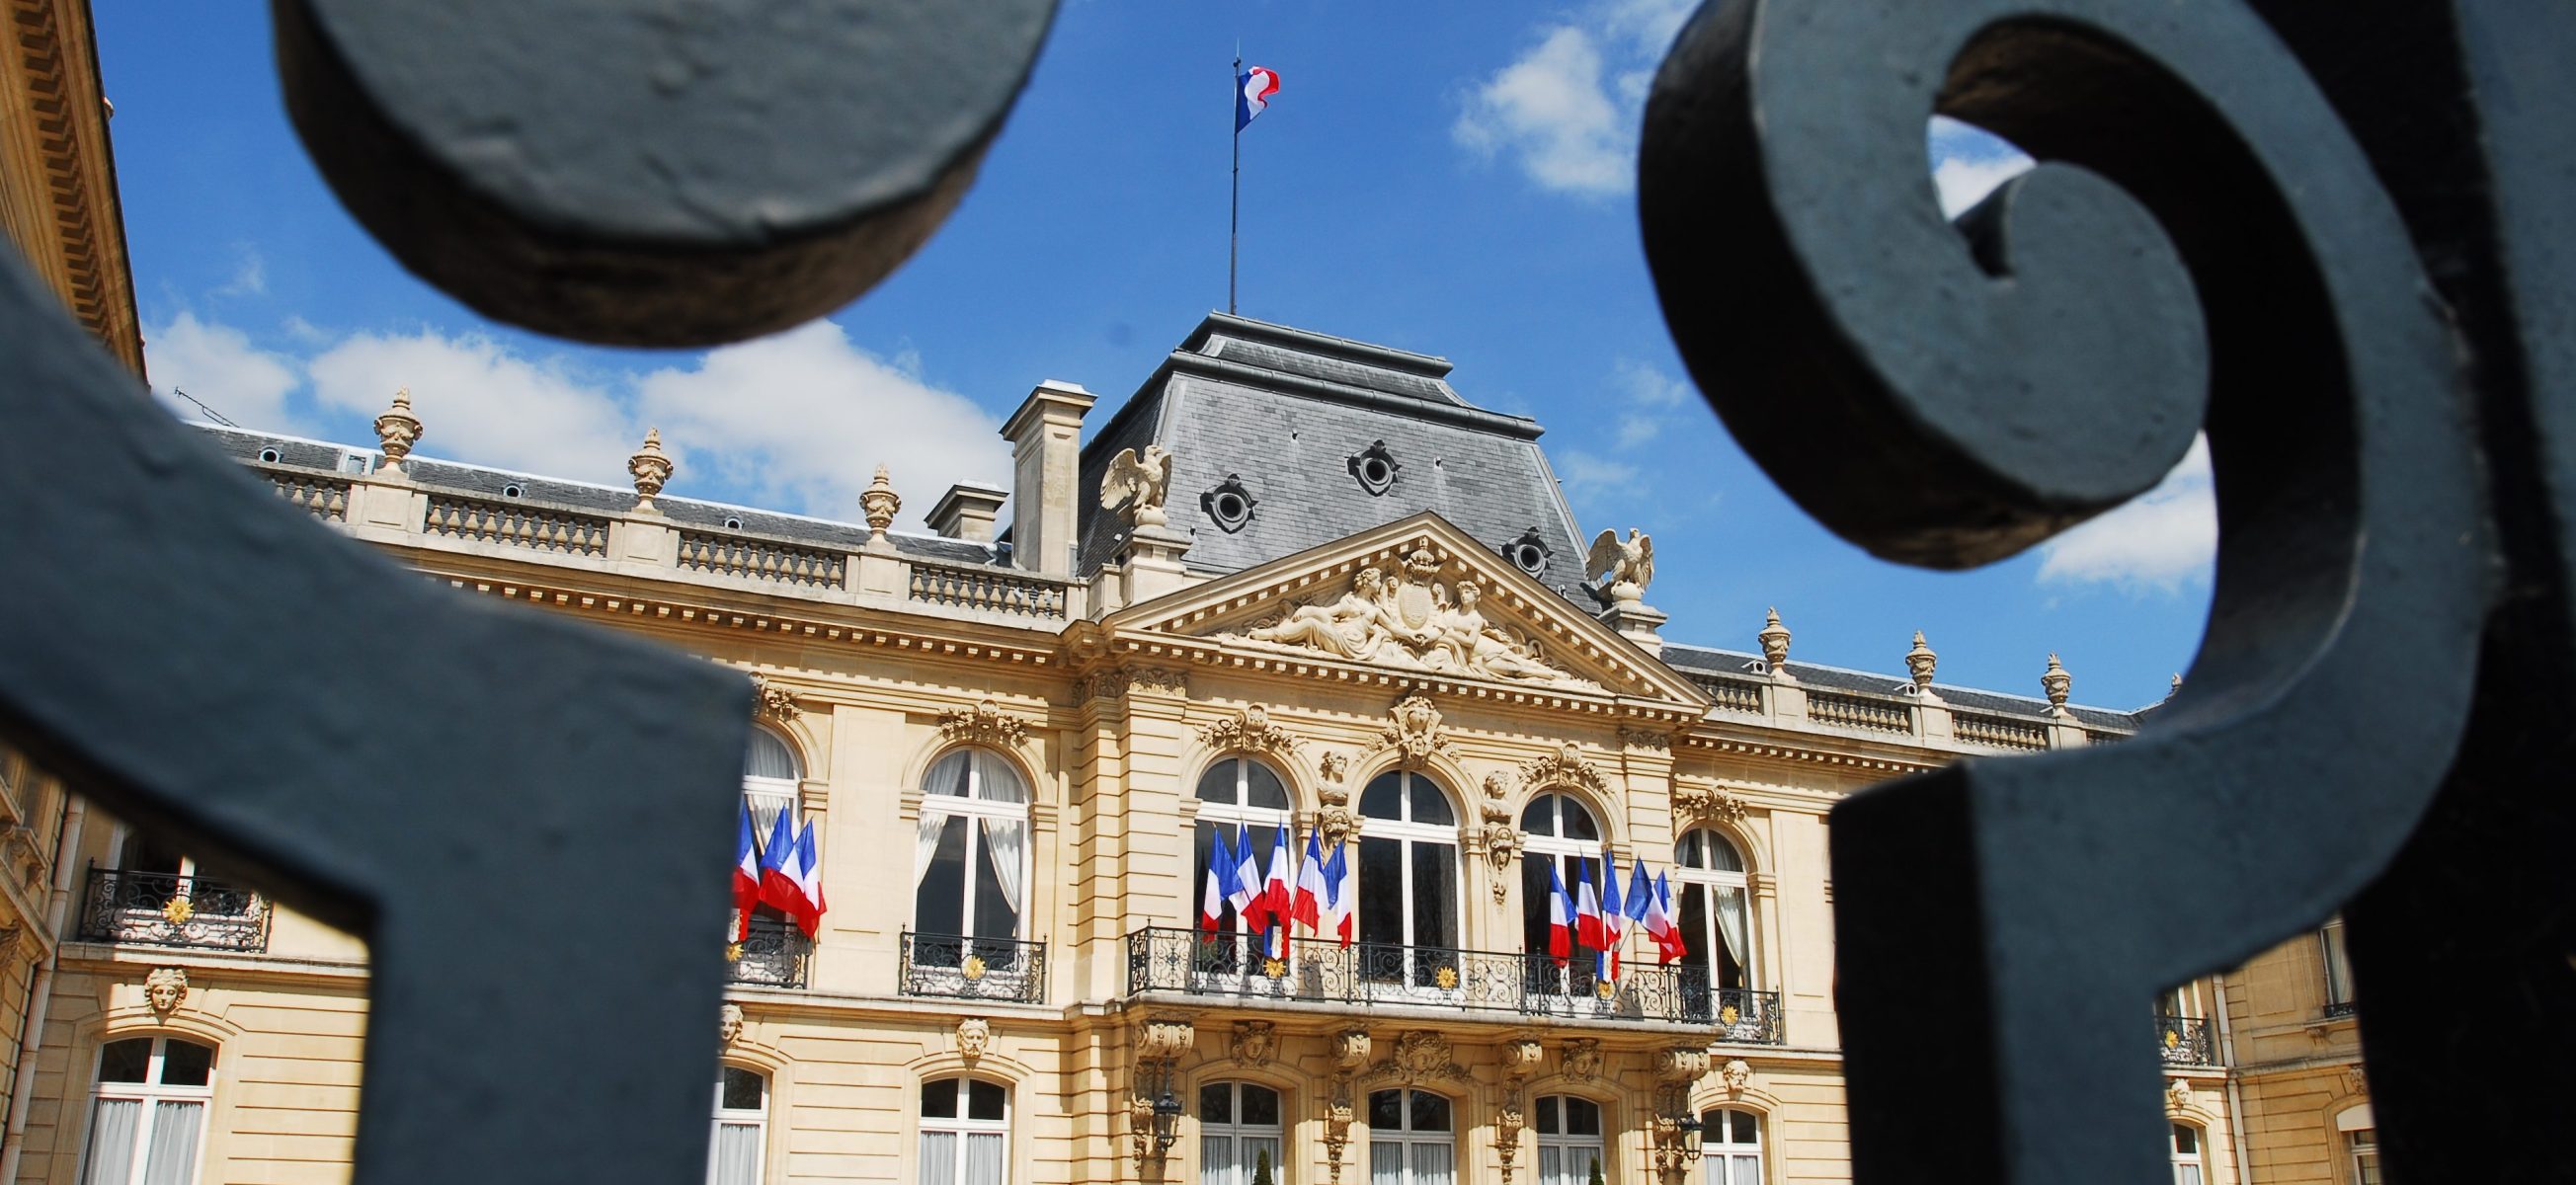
[[1348, 439, 1401, 496], [1201, 475, 1258, 533], [1504, 527, 1552, 577]]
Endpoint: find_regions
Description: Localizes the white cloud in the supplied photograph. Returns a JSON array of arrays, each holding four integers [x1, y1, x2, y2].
[[1557, 449, 1642, 499], [143, 310, 304, 430], [634, 321, 1008, 525], [306, 327, 637, 484], [1932, 153, 2036, 219], [2037, 436, 2216, 592], [213, 245, 266, 299], [1604, 358, 1693, 448], [1454, 26, 1630, 197]]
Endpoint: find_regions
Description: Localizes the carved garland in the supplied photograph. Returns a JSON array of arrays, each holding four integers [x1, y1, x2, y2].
[[1673, 783, 1752, 827], [938, 698, 1031, 748], [1199, 704, 1304, 763], [749, 673, 799, 722], [1377, 695, 1459, 766], [1361, 1030, 1470, 1086]]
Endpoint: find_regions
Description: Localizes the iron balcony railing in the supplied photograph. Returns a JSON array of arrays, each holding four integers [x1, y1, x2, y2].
[[727, 913, 811, 988], [1124, 926, 1783, 1040], [2154, 1014, 2216, 1066], [77, 868, 272, 952], [2324, 999, 2359, 1019], [899, 930, 1047, 1004]]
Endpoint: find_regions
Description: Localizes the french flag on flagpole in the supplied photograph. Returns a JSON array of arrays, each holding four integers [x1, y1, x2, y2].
[[1292, 830, 1329, 932], [1325, 841, 1358, 947], [1595, 852, 1622, 983], [1547, 859, 1574, 967], [1262, 823, 1294, 931], [1649, 871, 1685, 964], [757, 806, 800, 914], [1574, 857, 1604, 951], [1236, 65, 1280, 132], [789, 819, 827, 938], [732, 803, 763, 942], [1229, 826, 1262, 926], [1202, 829, 1237, 938]]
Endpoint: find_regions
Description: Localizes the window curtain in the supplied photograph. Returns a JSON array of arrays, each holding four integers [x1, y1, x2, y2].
[[1409, 1142, 1454, 1185], [1713, 886, 1748, 969], [964, 1132, 1006, 1185], [1368, 1142, 1405, 1185], [1537, 1146, 1567, 1185], [1722, 1153, 1761, 1185], [981, 817, 1025, 931], [81, 1099, 138, 1185], [710, 1121, 762, 1185], [1201, 1136, 1237, 1185], [140, 1101, 202, 1185], [1243, 1137, 1281, 1185], [916, 815, 950, 889], [920, 1131, 958, 1185], [971, 751, 1026, 803]]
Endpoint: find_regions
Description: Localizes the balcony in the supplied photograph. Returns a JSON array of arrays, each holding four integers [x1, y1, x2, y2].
[[900, 931, 1047, 1004], [2324, 999, 2359, 1019], [77, 868, 271, 952], [1124, 927, 1782, 1040], [728, 913, 811, 988], [2154, 1014, 2215, 1066]]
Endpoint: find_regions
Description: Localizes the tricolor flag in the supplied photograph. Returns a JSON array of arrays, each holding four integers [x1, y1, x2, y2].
[[1648, 871, 1685, 964], [1201, 828, 1236, 937], [1324, 841, 1358, 946], [758, 806, 800, 914], [1595, 852, 1623, 983], [1546, 859, 1574, 967], [788, 819, 828, 938], [1574, 858, 1604, 951], [732, 803, 763, 942], [1229, 825, 1263, 924], [1291, 830, 1329, 931], [1236, 65, 1280, 132], [1261, 823, 1294, 930]]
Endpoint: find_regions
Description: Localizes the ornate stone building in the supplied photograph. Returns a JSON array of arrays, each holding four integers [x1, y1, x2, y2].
[[1, 312, 2393, 1185]]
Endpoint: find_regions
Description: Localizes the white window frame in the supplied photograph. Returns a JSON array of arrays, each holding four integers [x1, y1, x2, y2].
[[2347, 1127, 2379, 1185], [1366, 1088, 1455, 1185], [708, 1066, 768, 1185], [1673, 830, 1755, 995], [1701, 1108, 1762, 1185], [1357, 772, 1463, 993], [1198, 1080, 1286, 1185], [81, 1036, 213, 1185], [1521, 794, 1605, 999], [917, 750, 1032, 943], [742, 728, 802, 838], [2169, 1122, 2206, 1185], [1532, 1095, 1604, 1185], [920, 1077, 1010, 1185], [2320, 916, 2356, 1011]]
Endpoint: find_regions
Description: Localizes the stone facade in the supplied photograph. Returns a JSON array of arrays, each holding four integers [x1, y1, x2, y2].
[[0, 317, 2369, 1185]]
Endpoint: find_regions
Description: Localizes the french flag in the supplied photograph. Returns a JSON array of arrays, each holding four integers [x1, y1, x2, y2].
[[1546, 859, 1574, 967], [1648, 871, 1685, 964], [732, 804, 763, 942], [1202, 828, 1237, 938], [1291, 830, 1329, 931], [1261, 823, 1294, 932], [1574, 858, 1604, 951], [757, 807, 800, 915], [1229, 826, 1262, 925], [788, 819, 828, 938], [1595, 853, 1623, 983], [1236, 66, 1280, 132], [1325, 841, 1357, 947]]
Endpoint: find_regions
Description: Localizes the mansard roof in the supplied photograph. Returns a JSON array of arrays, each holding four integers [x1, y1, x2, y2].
[[1074, 314, 1593, 601]]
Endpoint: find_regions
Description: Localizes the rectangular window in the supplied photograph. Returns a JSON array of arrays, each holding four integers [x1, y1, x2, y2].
[[2321, 917, 2356, 1012]]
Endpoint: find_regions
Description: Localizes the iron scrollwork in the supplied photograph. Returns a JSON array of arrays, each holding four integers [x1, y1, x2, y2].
[[1637, 1, 2570, 1181]]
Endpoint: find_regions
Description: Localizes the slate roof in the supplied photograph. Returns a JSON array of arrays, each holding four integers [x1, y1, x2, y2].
[[1074, 314, 1595, 601]]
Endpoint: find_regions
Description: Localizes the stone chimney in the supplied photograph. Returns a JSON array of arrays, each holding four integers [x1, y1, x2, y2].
[[927, 482, 1009, 543], [1001, 380, 1095, 576]]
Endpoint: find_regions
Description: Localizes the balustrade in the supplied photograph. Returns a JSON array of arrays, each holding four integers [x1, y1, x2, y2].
[[76, 868, 271, 952], [424, 494, 610, 556], [678, 530, 845, 589], [906, 560, 1069, 619], [899, 930, 1047, 1003], [1808, 691, 1911, 734], [726, 913, 811, 988]]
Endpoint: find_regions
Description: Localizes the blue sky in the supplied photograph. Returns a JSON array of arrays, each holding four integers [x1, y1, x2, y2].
[[96, 1, 2210, 710]]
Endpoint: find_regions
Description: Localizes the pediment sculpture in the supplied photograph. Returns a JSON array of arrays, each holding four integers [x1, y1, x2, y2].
[[1210, 549, 1600, 689]]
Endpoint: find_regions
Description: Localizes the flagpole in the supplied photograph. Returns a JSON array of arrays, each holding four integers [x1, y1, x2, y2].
[[1229, 49, 1242, 317]]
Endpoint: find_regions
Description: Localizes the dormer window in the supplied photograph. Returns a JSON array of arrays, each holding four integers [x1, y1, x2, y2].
[[1348, 440, 1401, 496], [1202, 475, 1257, 533], [1505, 527, 1551, 577], [501, 483, 524, 500], [256, 447, 282, 464]]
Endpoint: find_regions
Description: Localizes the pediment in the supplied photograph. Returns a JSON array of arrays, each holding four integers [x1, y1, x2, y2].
[[1104, 514, 1708, 705]]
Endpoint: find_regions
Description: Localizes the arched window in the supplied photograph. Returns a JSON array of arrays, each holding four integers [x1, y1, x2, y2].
[[743, 728, 801, 840], [1366, 1088, 1453, 1185], [708, 1066, 767, 1185], [82, 1036, 213, 1185], [1199, 1081, 1284, 1185], [920, 1077, 1008, 1185], [1357, 771, 1459, 988], [1193, 758, 1293, 945], [2168, 1123, 2206, 1185], [1700, 1109, 1761, 1185], [914, 750, 1031, 971], [2337, 1107, 2378, 1185], [1673, 830, 1752, 992], [1519, 793, 1605, 996], [1533, 1096, 1603, 1185]]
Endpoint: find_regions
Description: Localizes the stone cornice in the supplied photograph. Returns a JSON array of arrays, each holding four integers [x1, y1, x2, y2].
[[4, 0, 142, 372]]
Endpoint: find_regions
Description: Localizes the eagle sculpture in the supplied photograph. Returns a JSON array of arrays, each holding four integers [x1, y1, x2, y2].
[[1100, 444, 1174, 527], [1585, 527, 1654, 602]]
